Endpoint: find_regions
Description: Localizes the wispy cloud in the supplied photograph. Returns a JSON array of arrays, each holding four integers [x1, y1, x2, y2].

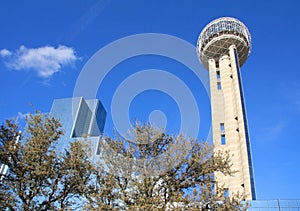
[[278, 82, 300, 113], [62, 0, 110, 42], [264, 121, 285, 140], [0, 49, 12, 57], [0, 45, 79, 78]]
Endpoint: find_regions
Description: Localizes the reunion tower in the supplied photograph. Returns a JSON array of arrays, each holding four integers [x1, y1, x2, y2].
[[197, 17, 256, 200]]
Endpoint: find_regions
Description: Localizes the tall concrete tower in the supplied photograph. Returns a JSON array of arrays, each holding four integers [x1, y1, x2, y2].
[[197, 17, 256, 200]]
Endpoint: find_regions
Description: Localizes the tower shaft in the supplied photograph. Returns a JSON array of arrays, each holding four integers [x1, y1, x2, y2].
[[209, 45, 255, 200]]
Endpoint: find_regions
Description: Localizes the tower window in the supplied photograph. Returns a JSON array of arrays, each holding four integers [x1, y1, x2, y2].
[[220, 123, 225, 134], [221, 134, 226, 145], [217, 82, 222, 90], [216, 70, 220, 80]]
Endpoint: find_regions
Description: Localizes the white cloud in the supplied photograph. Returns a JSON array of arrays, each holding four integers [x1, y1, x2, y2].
[[2, 45, 78, 78], [0, 49, 12, 57]]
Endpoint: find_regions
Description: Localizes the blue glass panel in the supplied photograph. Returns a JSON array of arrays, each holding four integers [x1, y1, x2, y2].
[[49, 97, 106, 156]]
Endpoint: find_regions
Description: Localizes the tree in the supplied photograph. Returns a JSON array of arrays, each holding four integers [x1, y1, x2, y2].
[[0, 112, 95, 210], [84, 123, 248, 210], [0, 113, 248, 210]]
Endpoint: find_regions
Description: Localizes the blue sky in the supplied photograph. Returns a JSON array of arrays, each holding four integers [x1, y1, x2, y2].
[[1, 0, 300, 200]]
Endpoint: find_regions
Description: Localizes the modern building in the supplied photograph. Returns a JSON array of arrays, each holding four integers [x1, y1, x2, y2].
[[197, 17, 256, 200], [49, 97, 106, 157], [247, 199, 300, 210]]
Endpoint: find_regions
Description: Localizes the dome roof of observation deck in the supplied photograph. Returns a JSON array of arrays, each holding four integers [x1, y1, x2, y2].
[[197, 17, 252, 69]]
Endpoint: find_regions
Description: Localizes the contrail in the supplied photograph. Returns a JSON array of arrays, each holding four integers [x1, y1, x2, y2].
[[60, 0, 111, 43]]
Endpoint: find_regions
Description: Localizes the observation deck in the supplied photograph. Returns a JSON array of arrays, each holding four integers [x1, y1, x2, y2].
[[197, 17, 252, 69]]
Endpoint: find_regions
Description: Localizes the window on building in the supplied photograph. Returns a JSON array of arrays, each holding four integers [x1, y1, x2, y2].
[[221, 134, 226, 145], [220, 123, 225, 133], [235, 117, 239, 132], [216, 70, 220, 80], [217, 82, 222, 90]]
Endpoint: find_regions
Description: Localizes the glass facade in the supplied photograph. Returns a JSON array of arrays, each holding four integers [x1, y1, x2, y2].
[[49, 97, 106, 155], [247, 199, 300, 210], [86, 99, 106, 136], [72, 98, 92, 138]]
